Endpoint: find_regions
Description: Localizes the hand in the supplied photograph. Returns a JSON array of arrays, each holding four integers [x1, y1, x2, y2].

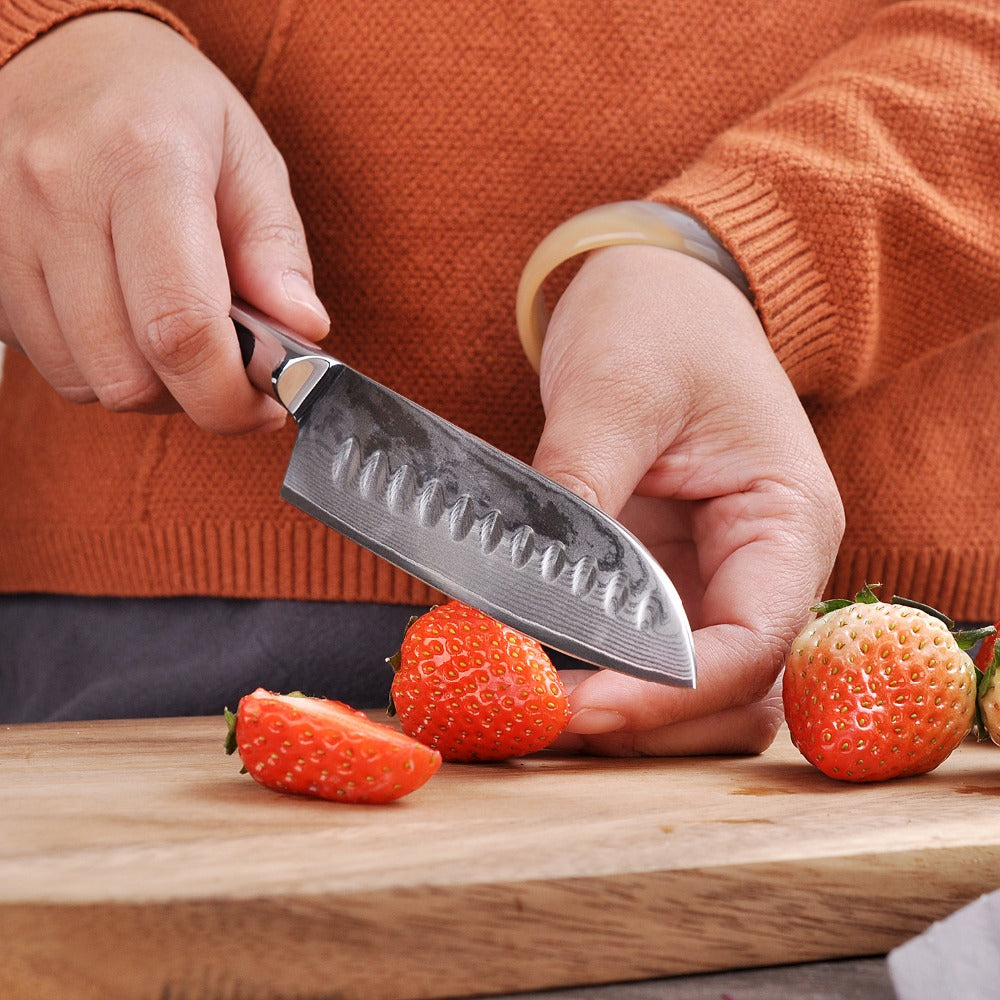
[[532, 244, 845, 756], [0, 12, 330, 433]]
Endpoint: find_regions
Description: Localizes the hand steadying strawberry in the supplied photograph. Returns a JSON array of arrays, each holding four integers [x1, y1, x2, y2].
[[975, 620, 1000, 747], [388, 599, 571, 761], [782, 585, 990, 782], [225, 688, 441, 804]]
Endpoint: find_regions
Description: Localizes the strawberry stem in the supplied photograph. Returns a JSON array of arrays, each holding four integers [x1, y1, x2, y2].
[[953, 625, 997, 651], [855, 583, 882, 604], [889, 594, 955, 629], [811, 583, 882, 615]]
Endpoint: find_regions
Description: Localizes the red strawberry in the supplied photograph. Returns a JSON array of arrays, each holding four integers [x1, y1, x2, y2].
[[782, 586, 980, 782], [974, 620, 1000, 747], [225, 688, 441, 804], [389, 600, 571, 762]]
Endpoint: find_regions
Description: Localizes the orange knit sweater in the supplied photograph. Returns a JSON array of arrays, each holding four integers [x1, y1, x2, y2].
[[1, 0, 999, 619]]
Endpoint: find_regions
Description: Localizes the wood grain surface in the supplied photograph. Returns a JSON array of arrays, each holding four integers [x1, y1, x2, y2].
[[2, 715, 998, 1000]]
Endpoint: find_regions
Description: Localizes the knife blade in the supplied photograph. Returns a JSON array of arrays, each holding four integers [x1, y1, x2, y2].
[[231, 299, 696, 687]]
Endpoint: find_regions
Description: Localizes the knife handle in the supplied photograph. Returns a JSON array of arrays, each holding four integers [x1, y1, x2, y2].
[[230, 299, 341, 419]]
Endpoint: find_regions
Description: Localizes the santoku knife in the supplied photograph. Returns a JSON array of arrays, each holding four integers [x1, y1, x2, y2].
[[231, 300, 696, 687]]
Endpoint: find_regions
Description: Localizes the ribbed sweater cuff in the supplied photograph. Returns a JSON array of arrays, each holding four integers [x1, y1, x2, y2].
[[0, 520, 444, 606], [650, 164, 841, 398], [0, 0, 195, 67]]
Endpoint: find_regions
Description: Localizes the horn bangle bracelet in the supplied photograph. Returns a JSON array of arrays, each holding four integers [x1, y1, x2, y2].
[[514, 200, 753, 371]]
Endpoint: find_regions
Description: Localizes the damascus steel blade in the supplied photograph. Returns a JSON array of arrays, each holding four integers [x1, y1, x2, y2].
[[231, 299, 695, 686], [284, 367, 695, 686]]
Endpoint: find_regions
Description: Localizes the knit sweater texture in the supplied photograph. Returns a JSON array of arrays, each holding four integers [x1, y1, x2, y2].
[[1, 0, 999, 619]]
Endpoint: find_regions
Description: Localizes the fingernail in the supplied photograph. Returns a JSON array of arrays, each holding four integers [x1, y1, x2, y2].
[[566, 708, 627, 735], [282, 270, 330, 326]]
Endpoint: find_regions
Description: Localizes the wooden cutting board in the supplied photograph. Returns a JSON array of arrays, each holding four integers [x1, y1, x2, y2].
[[2, 714, 999, 1000]]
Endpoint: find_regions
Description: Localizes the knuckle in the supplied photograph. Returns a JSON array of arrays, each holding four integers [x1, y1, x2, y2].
[[230, 129, 291, 187], [536, 455, 601, 507], [226, 140, 306, 252], [546, 469, 603, 509], [243, 218, 306, 253], [101, 111, 214, 200], [139, 301, 217, 376], [53, 381, 99, 405], [32, 357, 95, 403], [15, 132, 78, 209], [738, 700, 785, 755], [94, 372, 165, 413]]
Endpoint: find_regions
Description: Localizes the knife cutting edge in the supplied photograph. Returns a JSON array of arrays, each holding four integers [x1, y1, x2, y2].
[[230, 299, 696, 688]]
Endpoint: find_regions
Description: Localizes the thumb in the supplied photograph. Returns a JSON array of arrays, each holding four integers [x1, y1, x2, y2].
[[529, 245, 697, 517], [531, 361, 662, 519], [216, 102, 330, 340]]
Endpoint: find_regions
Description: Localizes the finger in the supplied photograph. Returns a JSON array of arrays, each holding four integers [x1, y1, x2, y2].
[[216, 103, 329, 340], [531, 359, 665, 516], [529, 251, 692, 515], [563, 490, 829, 734], [111, 147, 287, 434], [555, 676, 785, 757], [0, 259, 95, 402], [39, 222, 176, 413]]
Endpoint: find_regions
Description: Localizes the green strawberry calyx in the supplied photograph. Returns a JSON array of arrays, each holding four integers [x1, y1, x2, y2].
[[223, 706, 248, 773], [223, 692, 308, 770], [385, 613, 423, 717], [809, 582, 883, 615], [385, 660, 399, 718], [224, 707, 238, 756]]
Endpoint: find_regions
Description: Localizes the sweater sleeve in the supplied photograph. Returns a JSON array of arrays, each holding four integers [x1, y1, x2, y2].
[[0, 0, 195, 67], [652, 0, 1000, 403]]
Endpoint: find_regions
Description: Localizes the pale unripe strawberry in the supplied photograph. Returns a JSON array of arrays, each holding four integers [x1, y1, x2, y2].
[[783, 588, 979, 782]]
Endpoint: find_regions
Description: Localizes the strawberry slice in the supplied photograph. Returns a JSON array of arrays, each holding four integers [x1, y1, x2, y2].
[[225, 688, 442, 804]]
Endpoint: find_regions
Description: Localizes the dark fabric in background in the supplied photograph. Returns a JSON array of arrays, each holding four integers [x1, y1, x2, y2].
[[0, 597, 424, 723]]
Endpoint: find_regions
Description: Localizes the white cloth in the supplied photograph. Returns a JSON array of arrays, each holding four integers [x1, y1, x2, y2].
[[888, 891, 1000, 1000]]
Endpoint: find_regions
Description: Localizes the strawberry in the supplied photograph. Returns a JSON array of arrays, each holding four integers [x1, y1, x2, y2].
[[388, 599, 571, 762], [974, 621, 1000, 747], [225, 688, 441, 804], [782, 585, 985, 782]]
